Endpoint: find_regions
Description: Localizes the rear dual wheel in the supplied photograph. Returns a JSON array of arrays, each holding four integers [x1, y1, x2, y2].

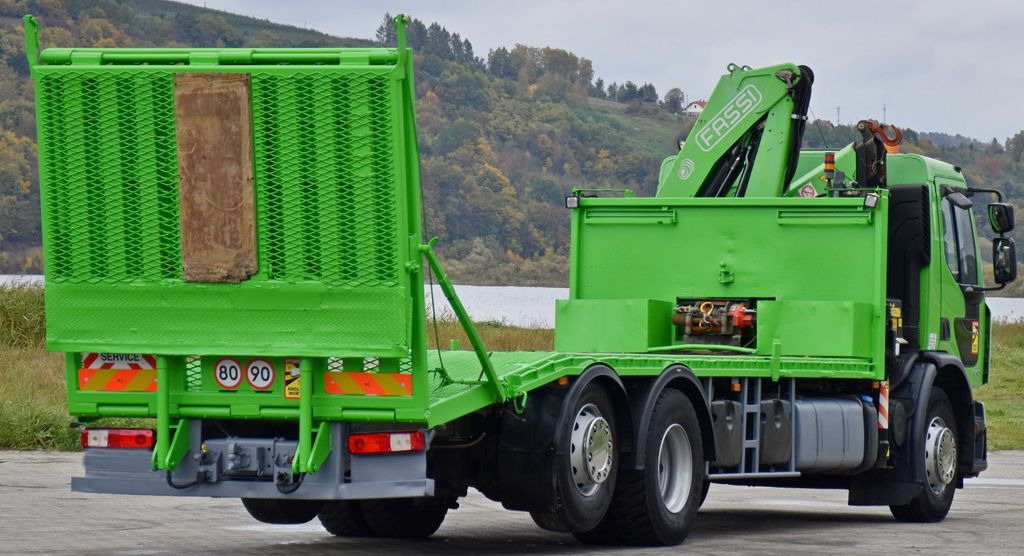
[[577, 388, 704, 546], [530, 385, 619, 533], [241, 498, 323, 524], [319, 497, 450, 538]]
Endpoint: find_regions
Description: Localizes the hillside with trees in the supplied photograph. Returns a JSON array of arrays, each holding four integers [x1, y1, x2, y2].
[[1, 1, 1023, 287]]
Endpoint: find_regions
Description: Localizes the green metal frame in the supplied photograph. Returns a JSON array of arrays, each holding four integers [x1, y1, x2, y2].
[[556, 193, 889, 382], [26, 15, 507, 471]]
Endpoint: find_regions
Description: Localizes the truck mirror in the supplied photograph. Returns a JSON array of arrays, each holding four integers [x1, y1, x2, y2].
[[988, 203, 1015, 234], [993, 236, 1017, 284], [946, 191, 973, 210]]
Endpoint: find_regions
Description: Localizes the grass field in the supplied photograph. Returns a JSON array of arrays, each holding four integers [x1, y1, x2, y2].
[[1, 284, 1020, 451], [976, 323, 1024, 450]]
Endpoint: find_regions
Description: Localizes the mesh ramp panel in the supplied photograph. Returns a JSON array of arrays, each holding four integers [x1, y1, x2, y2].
[[252, 73, 400, 287], [35, 71, 182, 283], [35, 63, 412, 357]]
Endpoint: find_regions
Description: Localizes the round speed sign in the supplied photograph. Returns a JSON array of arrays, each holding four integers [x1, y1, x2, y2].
[[246, 359, 276, 390], [213, 357, 242, 390]]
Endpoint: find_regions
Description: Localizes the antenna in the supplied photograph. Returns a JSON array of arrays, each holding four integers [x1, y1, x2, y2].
[[883, 104, 887, 123], [836, 106, 840, 126]]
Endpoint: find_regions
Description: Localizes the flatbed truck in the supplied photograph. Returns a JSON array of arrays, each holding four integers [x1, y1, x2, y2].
[[23, 15, 1018, 545]]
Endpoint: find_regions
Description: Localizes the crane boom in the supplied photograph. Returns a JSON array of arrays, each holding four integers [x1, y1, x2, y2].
[[657, 63, 812, 198]]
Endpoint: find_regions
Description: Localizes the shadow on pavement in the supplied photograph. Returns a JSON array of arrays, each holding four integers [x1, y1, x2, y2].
[[182, 508, 896, 556]]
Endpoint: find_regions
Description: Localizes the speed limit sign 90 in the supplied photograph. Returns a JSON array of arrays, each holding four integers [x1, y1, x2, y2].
[[213, 357, 242, 390], [246, 359, 276, 390]]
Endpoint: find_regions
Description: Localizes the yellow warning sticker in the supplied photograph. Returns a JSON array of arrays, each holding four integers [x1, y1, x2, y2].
[[284, 359, 300, 400], [971, 321, 980, 355]]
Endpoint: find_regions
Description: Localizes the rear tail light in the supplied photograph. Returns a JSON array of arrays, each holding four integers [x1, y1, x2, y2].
[[348, 431, 425, 455], [81, 428, 154, 449]]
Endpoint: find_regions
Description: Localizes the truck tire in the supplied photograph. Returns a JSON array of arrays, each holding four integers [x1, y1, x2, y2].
[[354, 497, 449, 538], [318, 500, 375, 537], [576, 388, 704, 546], [241, 498, 323, 524], [889, 387, 958, 523], [530, 383, 618, 533]]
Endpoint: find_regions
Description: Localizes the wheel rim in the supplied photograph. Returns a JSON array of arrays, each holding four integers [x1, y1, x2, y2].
[[657, 423, 693, 513], [924, 416, 957, 496], [570, 403, 613, 497]]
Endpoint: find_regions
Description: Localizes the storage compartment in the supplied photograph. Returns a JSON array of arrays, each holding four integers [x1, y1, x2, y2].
[[756, 300, 874, 358], [555, 299, 672, 353]]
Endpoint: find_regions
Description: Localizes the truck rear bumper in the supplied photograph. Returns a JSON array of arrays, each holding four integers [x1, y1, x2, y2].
[[72, 473, 433, 500], [73, 423, 435, 500]]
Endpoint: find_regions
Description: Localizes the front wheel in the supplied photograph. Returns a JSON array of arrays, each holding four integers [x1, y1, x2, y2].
[[577, 388, 704, 546], [889, 387, 958, 522]]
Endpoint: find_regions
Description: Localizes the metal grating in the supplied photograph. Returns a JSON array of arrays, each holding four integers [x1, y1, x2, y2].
[[251, 72, 401, 286], [35, 71, 182, 283], [326, 355, 412, 373], [185, 356, 202, 392], [35, 70, 402, 288]]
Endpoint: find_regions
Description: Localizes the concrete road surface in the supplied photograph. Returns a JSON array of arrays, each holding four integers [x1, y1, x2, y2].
[[2, 450, 1023, 555]]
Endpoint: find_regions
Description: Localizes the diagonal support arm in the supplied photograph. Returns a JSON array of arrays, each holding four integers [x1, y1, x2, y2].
[[420, 238, 508, 402]]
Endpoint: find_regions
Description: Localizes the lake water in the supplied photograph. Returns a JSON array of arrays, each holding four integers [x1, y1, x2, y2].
[[5, 274, 1024, 327], [426, 286, 1024, 327]]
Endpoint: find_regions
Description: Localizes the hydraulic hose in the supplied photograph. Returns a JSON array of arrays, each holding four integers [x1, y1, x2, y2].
[[781, 65, 814, 192], [165, 469, 202, 490], [276, 472, 304, 494]]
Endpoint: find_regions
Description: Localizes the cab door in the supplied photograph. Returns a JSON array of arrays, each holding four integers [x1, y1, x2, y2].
[[937, 191, 986, 384]]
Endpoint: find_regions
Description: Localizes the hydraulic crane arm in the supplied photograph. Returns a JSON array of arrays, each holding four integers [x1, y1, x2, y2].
[[657, 63, 813, 198]]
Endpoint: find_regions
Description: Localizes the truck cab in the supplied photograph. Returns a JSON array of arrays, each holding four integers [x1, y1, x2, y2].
[[793, 150, 1016, 388]]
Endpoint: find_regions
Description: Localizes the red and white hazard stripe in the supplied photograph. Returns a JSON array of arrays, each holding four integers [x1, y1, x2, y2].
[[877, 380, 890, 429], [82, 353, 156, 370]]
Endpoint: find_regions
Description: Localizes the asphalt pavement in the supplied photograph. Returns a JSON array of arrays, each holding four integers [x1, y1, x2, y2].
[[2, 450, 1023, 555]]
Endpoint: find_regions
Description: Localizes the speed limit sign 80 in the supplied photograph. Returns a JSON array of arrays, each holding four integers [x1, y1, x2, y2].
[[213, 357, 242, 390], [246, 359, 276, 390]]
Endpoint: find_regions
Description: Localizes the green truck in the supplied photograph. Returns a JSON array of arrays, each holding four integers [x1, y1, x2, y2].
[[25, 15, 1018, 546]]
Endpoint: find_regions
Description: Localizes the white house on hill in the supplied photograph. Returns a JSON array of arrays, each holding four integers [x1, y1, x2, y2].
[[682, 100, 706, 118]]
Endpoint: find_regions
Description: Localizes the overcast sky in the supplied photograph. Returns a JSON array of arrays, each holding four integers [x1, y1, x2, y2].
[[181, 0, 1023, 142]]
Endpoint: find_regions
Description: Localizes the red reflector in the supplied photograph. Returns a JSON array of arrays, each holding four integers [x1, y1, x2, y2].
[[348, 431, 425, 455], [81, 428, 154, 450]]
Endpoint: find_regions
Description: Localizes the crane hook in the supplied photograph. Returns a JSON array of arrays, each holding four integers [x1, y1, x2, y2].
[[857, 119, 903, 147]]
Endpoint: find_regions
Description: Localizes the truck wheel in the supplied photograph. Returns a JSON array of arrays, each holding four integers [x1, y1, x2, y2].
[[576, 388, 704, 546], [318, 500, 375, 537], [241, 498, 323, 524], [530, 384, 618, 533], [350, 497, 450, 538], [889, 387, 958, 523]]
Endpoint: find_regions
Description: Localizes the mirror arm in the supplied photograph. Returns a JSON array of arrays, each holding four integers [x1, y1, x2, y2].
[[970, 188, 1003, 203]]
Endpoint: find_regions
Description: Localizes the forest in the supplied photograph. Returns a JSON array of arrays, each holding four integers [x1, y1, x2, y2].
[[1, 0, 1023, 288]]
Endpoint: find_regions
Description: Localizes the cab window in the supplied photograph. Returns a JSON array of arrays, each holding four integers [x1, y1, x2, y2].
[[940, 196, 980, 286]]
